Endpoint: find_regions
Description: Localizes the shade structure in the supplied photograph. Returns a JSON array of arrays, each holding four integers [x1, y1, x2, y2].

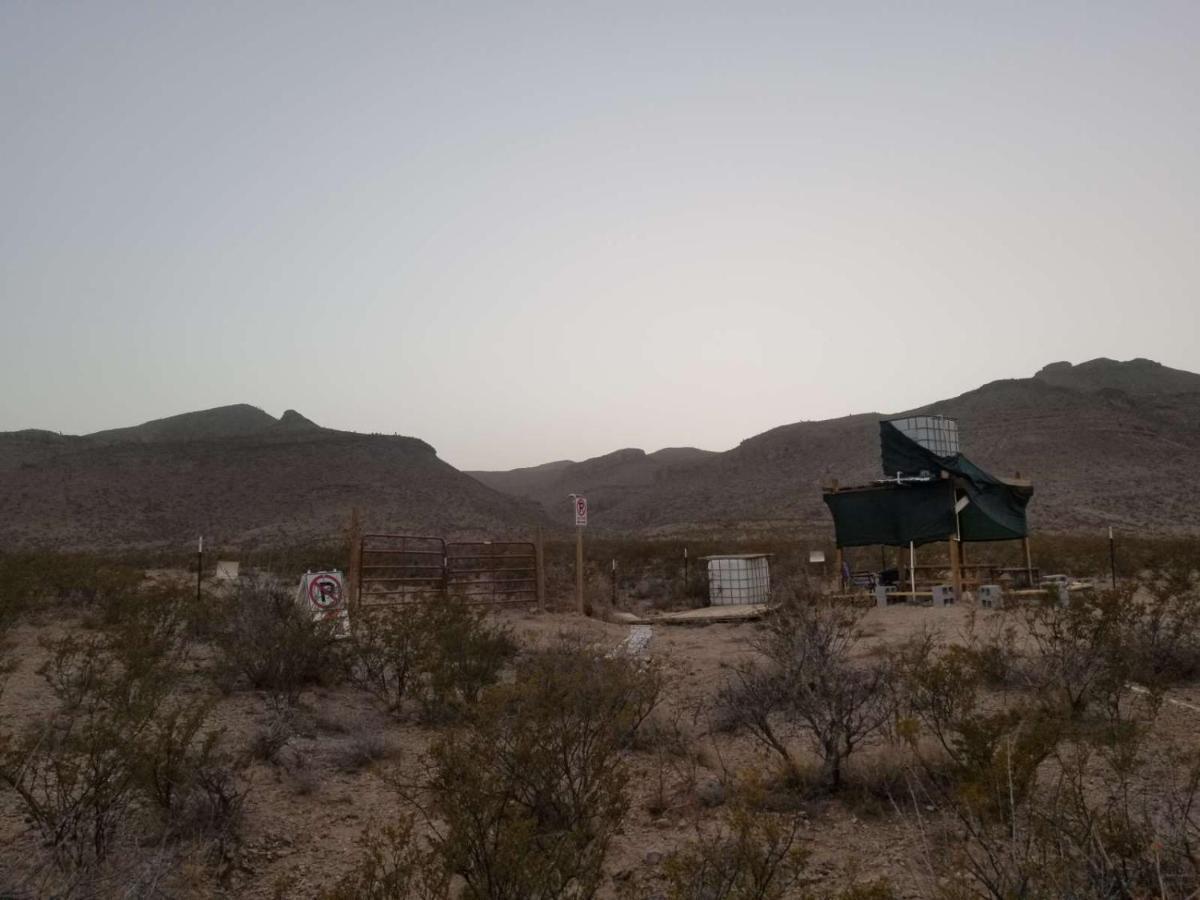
[[823, 419, 1034, 548]]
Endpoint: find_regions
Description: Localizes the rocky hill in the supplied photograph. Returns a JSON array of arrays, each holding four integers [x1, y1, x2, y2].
[[0, 407, 547, 550], [468, 447, 717, 516], [471, 359, 1200, 536]]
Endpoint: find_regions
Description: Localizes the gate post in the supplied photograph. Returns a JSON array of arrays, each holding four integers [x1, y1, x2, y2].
[[347, 508, 362, 605], [535, 527, 546, 611]]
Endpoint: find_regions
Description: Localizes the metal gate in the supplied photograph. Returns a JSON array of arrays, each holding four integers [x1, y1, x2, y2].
[[358, 534, 446, 606], [356, 533, 540, 606], [447, 541, 537, 604]]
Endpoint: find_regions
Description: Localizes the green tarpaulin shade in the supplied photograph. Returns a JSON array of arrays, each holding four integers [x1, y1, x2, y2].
[[822, 420, 1033, 548]]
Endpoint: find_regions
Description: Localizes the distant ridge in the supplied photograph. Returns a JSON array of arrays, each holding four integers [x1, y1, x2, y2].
[[5, 357, 1200, 549], [470, 358, 1200, 535], [1033, 357, 1200, 396], [0, 406, 545, 550], [87, 404, 285, 443]]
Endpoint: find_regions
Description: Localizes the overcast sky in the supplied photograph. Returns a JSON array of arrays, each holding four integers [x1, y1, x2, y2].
[[2, 3, 1198, 470]]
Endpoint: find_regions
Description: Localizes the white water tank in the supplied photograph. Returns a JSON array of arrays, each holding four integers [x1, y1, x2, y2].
[[703, 554, 771, 606]]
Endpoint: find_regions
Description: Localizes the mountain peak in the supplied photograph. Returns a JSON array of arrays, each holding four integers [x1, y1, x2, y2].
[[277, 409, 320, 430], [1033, 358, 1200, 396], [87, 404, 280, 443]]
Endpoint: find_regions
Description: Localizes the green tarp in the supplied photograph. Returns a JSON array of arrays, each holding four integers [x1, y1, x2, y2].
[[822, 419, 1033, 548]]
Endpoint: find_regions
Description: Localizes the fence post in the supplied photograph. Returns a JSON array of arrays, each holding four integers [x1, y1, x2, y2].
[[535, 527, 546, 611], [347, 508, 362, 605]]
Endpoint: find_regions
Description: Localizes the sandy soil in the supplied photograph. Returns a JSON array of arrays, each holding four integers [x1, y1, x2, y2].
[[2, 596, 1196, 898]]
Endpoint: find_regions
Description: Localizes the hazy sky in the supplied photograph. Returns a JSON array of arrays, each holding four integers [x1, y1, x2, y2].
[[3, 3, 1198, 470]]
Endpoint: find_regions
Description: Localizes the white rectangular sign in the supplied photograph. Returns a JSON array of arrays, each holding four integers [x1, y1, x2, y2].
[[574, 495, 588, 527]]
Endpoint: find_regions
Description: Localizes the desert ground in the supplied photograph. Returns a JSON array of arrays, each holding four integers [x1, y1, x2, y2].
[[3, 553, 1200, 899]]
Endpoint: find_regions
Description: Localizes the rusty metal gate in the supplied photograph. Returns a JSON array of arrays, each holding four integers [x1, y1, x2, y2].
[[356, 533, 540, 606], [357, 534, 447, 605], [446, 541, 537, 604]]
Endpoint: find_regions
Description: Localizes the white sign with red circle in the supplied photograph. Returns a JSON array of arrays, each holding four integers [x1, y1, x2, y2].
[[574, 496, 588, 527], [296, 570, 350, 637]]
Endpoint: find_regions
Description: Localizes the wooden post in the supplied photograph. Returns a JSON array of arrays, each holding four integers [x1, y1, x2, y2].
[[835, 547, 844, 592], [347, 508, 362, 605], [534, 526, 546, 611], [1023, 537, 1034, 588], [909, 541, 917, 596], [576, 526, 586, 616], [196, 536, 203, 605], [949, 538, 962, 603]]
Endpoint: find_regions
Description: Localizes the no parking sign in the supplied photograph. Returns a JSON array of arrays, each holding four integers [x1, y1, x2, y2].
[[296, 570, 350, 638]]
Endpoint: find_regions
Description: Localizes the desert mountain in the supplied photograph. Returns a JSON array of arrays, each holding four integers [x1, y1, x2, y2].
[[471, 358, 1200, 536], [0, 407, 547, 550], [468, 447, 717, 515]]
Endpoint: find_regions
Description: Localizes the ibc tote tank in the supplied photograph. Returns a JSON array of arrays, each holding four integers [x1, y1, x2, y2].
[[703, 554, 771, 606]]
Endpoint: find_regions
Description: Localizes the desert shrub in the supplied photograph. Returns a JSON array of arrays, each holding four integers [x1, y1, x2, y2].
[[0, 626, 240, 878], [337, 732, 396, 772], [0, 552, 143, 617], [656, 799, 808, 900], [214, 576, 341, 705], [317, 818, 449, 900], [1125, 565, 1200, 684], [248, 704, 295, 763], [720, 598, 895, 790], [397, 640, 656, 899], [929, 725, 1200, 899], [1023, 588, 1139, 718], [346, 596, 516, 722], [898, 642, 1061, 822]]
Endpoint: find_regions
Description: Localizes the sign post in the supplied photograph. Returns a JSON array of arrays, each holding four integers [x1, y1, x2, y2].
[[570, 494, 588, 615], [196, 536, 203, 604], [1109, 526, 1117, 589]]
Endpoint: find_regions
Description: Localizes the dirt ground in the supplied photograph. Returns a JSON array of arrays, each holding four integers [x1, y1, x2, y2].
[[3, 594, 1198, 898]]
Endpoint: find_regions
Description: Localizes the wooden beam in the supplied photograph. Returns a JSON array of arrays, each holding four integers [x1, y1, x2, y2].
[[1023, 537, 1034, 588]]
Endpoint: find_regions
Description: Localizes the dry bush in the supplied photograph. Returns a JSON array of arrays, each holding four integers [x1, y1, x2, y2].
[[1022, 588, 1141, 719], [897, 616, 1200, 899], [214, 576, 341, 706], [0, 601, 243, 884], [383, 639, 658, 899], [659, 805, 806, 900], [337, 732, 397, 773], [1126, 564, 1200, 685], [719, 597, 896, 790], [922, 723, 1200, 898], [346, 596, 517, 722], [316, 818, 448, 900]]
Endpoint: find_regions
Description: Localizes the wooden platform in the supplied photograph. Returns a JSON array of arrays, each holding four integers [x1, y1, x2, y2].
[[610, 603, 772, 626]]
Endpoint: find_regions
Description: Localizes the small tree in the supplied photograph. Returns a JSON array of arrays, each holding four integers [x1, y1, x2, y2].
[[722, 599, 895, 790]]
